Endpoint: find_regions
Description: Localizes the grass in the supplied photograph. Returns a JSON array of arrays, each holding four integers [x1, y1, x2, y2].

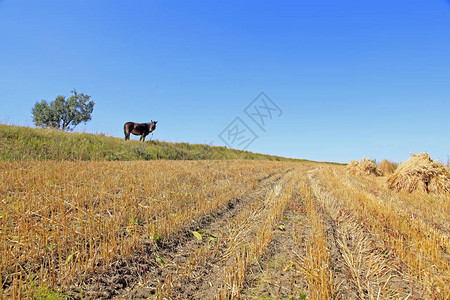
[[0, 124, 303, 162]]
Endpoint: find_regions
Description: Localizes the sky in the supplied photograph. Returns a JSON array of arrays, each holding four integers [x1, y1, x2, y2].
[[0, 0, 449, 164]]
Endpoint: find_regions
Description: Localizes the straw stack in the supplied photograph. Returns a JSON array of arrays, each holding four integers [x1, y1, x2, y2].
[[347, 158, 380, 176], [346, 160, 360, 174], [378, 159, 397, 176], [387, 153, 450, 194]]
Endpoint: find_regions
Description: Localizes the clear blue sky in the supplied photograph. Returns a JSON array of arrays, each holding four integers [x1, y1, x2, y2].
[[1, 0, 449, 163]]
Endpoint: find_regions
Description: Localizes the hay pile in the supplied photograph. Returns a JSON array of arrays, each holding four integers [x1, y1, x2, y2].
[[346, 160, 359, 173], [347, 158, 380, 176], [378, 159, 397, 176], [387, 153, 450, 194]]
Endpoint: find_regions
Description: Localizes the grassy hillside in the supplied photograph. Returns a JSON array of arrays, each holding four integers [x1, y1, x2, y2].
[[0, 124, 304, 161]]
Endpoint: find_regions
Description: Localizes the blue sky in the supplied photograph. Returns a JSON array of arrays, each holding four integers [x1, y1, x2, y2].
[[1, 0, 449, 163]]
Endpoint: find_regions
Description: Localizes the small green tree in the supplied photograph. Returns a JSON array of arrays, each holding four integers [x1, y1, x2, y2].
[[32, 90, 94, 131]]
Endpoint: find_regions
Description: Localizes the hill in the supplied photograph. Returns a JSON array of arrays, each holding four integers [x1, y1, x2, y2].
[[0, 124, 304, 162]]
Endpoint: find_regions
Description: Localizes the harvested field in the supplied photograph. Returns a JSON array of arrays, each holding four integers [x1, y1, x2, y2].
[[1, 160, 449, 299]]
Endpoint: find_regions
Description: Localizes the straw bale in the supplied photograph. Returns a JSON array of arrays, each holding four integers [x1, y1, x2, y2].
[[387, 153, 450, 194], [346, 160, 359, 174], [347, 158, 380, 176], [378, 159, 397, 176]]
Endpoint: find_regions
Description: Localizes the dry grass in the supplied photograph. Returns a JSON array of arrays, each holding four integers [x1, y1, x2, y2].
[[218, 171, 296, 299], [294, 181, 334, 300], [308, 170, 415, 298], [2, 159, 448, 299], [0, 160, 291, 298], [347, 158, 380, 176], [387, 153, 450, 194], [377, 159, 397, 176], [316, 166, 449, 298]]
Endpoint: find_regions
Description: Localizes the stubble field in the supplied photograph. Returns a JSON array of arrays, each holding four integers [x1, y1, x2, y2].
[[0, 160, 448, 299]]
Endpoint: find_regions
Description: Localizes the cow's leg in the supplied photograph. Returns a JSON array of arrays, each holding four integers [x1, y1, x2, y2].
[[142, 134, 147, 142]]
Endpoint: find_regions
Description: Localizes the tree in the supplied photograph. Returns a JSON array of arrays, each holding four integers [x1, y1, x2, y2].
[[32, 90, 94, 131]]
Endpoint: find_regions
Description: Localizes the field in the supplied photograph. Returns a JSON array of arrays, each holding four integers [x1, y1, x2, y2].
[[1, 159, 449, 299]]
